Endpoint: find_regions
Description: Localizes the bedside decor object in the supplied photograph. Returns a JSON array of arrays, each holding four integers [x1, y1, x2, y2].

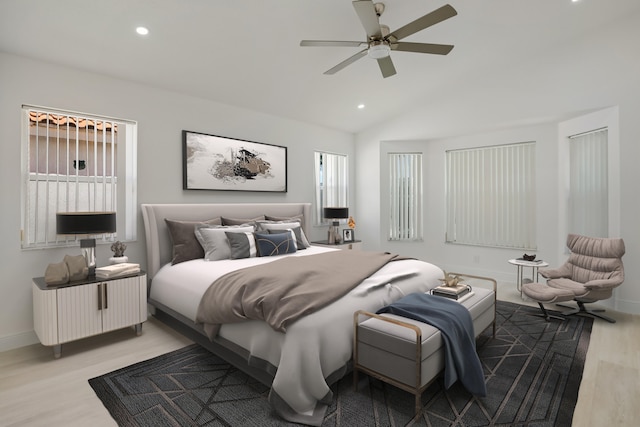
[[520, 253, 537, 262], [348, 215, 356, 229], [439, 271, 462, 287], [324, 207, 349, 244], [56, 211, 116, 277], [110, 241, 128, 264], [44, 261, 69, 285], [343, 228, 354, 242]]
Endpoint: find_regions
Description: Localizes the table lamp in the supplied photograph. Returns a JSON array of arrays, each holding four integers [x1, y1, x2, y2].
[[56, 212, 116, 277], [323, 207, 349, 244]]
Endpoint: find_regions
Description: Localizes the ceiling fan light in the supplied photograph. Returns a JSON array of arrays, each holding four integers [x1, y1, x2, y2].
[[368, 43, 390, 59]]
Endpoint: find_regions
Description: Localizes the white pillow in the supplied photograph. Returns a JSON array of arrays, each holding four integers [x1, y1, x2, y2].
[[194, 224, 255, 261]]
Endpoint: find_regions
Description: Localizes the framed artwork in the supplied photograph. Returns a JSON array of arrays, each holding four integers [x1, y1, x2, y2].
[[183, 130, 287, 192], [343, 228, 354, 242]]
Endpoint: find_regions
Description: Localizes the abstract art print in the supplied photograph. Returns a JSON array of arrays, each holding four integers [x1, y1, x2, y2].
[[183, 130, 287, 192]]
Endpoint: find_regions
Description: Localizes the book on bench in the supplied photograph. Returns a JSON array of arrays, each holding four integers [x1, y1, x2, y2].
[[431, 283, 472, 300]]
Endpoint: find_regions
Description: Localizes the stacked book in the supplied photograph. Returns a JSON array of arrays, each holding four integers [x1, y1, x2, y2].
[[431, 283, 473, 301], [95, 263, 140, 280]]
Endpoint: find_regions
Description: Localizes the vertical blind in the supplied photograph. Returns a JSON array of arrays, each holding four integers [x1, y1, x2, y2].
[[314, 152, 348, 225], [389, 153, 422, 240], [446, 142, 536, 249], [22, 106, 136, 249], [569, 128, 608, 237]]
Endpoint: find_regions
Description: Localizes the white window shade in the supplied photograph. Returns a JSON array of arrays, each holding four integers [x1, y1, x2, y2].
[[21, 106, 137, 249], [314, 152, 348, 225], [569, 128, 608, 237], [389, 153, 422, 241], [446, 142, 536, 249]]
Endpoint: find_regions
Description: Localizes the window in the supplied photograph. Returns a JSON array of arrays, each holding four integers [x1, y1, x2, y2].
[[569, 128, 608, 237], [388, 153, 422, 240], [446, 142, 536, 249], [314, 151, 348, 225], [21, 106, 138, 249]]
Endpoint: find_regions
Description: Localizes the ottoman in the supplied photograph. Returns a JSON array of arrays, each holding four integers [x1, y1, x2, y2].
[[353, 277, 496, 415], [521, 281, 575, 321]]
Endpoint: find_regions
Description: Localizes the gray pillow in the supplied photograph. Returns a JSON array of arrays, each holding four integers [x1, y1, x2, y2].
[[221, 215, 265, 226], [265, 214, 305, 228], [165, 217, 222, 265], [225, 231, 258, 259], [195, 225, 255, 261]]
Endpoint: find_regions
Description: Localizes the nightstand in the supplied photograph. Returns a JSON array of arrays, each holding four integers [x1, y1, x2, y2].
[[32, 272, 147, 358], [311, 239, 362, 250]]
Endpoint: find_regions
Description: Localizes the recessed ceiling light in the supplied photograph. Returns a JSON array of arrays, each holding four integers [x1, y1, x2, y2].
[[136, 26, 149, 36], [357, 104, 365, 109]]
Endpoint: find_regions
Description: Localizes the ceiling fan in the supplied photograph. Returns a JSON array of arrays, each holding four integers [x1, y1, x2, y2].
[[300, 1, 457, 78]]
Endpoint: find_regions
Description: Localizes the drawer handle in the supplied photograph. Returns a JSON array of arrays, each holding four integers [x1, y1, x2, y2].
[[97, 283, 102, 310]]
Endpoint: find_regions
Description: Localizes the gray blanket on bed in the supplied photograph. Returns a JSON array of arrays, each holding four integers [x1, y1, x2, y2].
[[196, 250, 404, 339], [377, 292, 487, 396]]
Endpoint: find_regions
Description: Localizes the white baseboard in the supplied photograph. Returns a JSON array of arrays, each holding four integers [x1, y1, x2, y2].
[[0, 330, 39, 353], [614, 297, 640, 315]]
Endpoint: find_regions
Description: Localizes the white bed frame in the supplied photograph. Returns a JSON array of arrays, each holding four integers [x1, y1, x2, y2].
[[141, 202, 312, 385]]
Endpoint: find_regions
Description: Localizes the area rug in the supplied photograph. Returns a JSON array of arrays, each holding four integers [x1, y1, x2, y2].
[[89, 301, 592, 426]]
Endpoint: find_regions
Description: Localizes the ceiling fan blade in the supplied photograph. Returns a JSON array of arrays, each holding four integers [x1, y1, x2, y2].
[[377, 56, 396, 78], [300, 40, 366, 48], [392, 41, 454, 55], [352, 0, 382, 39], [324, 49, 368, 75], [387, 4, 457, 42]]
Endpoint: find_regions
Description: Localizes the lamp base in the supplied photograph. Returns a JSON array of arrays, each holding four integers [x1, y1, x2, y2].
[[80, 238, 97, 278], [328, 222, 342, 244]]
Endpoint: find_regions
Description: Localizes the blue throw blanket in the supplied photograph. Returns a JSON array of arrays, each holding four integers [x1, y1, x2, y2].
[[376, 292, 487, 396]]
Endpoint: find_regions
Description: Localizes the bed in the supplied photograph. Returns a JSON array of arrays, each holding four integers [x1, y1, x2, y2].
[[141, 202, 445, 425]]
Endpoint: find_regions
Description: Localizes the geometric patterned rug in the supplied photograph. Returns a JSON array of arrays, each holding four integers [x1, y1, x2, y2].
[[89, 301, 592, 426]]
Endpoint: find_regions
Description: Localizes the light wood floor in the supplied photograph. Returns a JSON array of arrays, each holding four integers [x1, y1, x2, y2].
[[0, 284, 638, 427]]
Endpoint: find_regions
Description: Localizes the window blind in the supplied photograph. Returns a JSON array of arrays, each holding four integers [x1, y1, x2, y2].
[[569, 128, 608, 237], [314, 152, 348, 225], [446, 142, 536, 249], [389, 153, 422, 240], [22, 106, 137, 249]]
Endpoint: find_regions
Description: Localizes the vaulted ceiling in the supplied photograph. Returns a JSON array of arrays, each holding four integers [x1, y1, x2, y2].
[[2, 0, 639, 133]]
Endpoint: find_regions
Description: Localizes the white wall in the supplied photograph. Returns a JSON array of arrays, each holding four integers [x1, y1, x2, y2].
[[0, 52, 354, 350], [355, 11, 640, 314]]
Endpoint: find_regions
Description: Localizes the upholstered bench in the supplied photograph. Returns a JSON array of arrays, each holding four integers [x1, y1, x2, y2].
[[353, 275, 496, 415]]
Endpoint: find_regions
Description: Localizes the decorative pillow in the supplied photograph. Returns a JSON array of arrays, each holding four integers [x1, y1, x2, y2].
[[165, 217, 222, 264], [255, 232, 297, 257], [226, 231, 258, 259], [265, 214, 304, 227], [256, 220, 311, 249], [221, 215, 265, 226], [195, 225, 255, 261], [266, 228, 298, 249]]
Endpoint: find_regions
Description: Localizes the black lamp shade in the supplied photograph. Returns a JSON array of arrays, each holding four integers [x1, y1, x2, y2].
[[323, 207, 349, 219], [56, 212, 116, 235]]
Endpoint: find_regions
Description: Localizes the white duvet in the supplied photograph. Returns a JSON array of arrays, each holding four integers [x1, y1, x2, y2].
[[150, 246, 444, 425]]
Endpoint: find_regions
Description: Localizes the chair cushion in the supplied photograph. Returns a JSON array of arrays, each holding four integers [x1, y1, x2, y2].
[[548, 278, 591, 297], [522, 282, 575, 303]]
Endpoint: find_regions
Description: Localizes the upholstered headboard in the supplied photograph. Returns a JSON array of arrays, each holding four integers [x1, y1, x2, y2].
[[141, 203, 312, 280]]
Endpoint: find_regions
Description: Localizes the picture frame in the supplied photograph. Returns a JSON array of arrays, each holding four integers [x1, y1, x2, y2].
[[182, 130, 287, 192], [343, 228, 354, 242]]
